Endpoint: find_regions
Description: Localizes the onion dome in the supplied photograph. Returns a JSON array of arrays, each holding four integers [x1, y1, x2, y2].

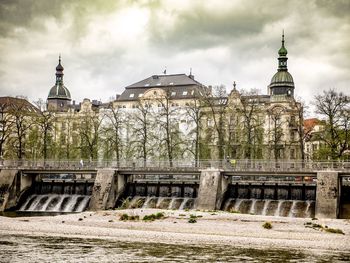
[[48, 55, 71, 100]]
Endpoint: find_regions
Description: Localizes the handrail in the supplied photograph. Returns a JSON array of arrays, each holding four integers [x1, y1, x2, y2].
[[1, 159, 350, 172]]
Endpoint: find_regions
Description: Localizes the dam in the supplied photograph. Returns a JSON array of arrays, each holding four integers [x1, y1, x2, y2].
[[0, 159, 349, 219]]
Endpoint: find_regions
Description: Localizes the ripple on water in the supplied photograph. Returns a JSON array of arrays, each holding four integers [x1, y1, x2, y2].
[[0, 235, 349, 263]]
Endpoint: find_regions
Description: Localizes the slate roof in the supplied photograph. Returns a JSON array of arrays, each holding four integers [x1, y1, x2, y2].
[[0, 96, 41, 114], [118, 74, 207, 101]]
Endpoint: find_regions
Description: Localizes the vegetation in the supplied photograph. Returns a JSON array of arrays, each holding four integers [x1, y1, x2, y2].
[[188, 218, 197, 223], [304, 222, 344, 234], [143, 212, 165, 221], [262, 222, 272, 229], [119, 213, 140, 221]]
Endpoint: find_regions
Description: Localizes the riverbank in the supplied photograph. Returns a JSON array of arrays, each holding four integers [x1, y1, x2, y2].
[[1, 209, 349, 252]]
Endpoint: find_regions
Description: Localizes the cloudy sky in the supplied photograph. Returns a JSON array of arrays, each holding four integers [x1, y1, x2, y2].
[[0, 0, 349, 111]]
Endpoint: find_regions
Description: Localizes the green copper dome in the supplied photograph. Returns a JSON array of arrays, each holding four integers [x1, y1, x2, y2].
[[48, 83, 71, 100], [278, 45, 288, 56], [47, 56, 71, 101], [269, 71, 294, 88]]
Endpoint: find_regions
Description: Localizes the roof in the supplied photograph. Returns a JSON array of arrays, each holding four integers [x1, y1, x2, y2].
[[48, 83, 71, 100], [304, 118, 321, 133], [126, 74, 201, 88], [0, 96, 41, 114], [118, 74, 207, 101], [269, 71, 294, 88]]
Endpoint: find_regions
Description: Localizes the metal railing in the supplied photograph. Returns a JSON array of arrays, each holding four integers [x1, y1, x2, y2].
[[1, 159, 350, 172]]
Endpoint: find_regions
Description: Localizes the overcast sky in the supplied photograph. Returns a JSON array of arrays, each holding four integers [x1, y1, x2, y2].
[[0, 0, 349, 112]]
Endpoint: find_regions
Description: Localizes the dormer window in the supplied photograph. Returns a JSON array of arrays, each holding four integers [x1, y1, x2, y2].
[[129, 94, 134, 98]]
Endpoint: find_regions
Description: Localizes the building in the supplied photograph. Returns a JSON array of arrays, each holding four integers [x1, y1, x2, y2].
[[203, 33, 302, 160]]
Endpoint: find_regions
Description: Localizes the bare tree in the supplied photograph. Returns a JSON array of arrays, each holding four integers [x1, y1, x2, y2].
[[8, 99, 37, 159], [236, 91, 264, 159], [103, 103, 124, 164], [184, 95, 204, 166], [79, 112, 103, 160], [156, 89, 183, 166], [0, 100, 14, 158], [267, 106, 285, 162], [132, 98, 154, 166], [202, 85, 227, 159], [36, 111, 55, 160], [314, 89, 350, 160]]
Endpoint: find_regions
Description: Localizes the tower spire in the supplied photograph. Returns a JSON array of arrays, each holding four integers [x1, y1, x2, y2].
[[55, 55, 64, 84], [278, 31, 288, 71]]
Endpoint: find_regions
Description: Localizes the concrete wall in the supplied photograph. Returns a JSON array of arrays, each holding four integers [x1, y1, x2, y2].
[[315, 171, 339, 219], [89, 169, 127, 210], [196, 169, 229, 210], [0, 169, 19, 211]]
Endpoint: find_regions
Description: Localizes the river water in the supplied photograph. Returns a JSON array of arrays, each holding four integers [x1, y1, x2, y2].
[[0, 234, 349, 263]]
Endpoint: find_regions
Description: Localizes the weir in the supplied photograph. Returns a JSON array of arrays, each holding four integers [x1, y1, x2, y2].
[[115, 173, 199, 210], [0, 163, 349, 218]]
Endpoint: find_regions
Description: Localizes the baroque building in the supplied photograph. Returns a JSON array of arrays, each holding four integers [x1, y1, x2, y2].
[[40, 34, 303, 163]]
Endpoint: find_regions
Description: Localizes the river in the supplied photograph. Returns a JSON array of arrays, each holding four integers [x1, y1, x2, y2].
[[0, 234, 349, 262]]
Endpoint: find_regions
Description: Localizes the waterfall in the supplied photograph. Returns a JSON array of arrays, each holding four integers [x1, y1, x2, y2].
[[19, 194, 90, 213], [223, 198, 315, 218]]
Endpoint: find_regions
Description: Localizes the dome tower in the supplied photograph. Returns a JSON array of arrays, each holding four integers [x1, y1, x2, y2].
[[268, 32, 295, 98], [47, 55, 72, 111]]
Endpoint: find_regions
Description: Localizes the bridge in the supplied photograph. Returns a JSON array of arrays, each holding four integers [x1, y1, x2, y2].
[[1, 159, 350, 173], [1, 159, 349, 219]]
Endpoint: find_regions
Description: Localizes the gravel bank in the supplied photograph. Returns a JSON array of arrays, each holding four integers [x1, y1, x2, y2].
[[1, 209, 349, 252]]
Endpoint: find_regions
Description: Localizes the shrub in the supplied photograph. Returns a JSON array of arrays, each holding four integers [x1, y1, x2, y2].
[[155, 212, 165, 219], [120, 214, 129, 221], [262, 222, 272, 229], [188, 218, 197, 223]]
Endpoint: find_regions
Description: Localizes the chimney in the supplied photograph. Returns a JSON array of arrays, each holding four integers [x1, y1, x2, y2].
[[189, 68, 194, 79]]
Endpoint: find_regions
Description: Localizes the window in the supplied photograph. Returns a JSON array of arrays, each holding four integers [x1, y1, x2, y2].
[[129, 94, 134, 98], [169, 82, 174, 85], [138, 94, 143, 97], [290, 149, 295, 159], [144, 84, 150, 87], [182, 91, 188, 96], [171, 91, 176, 96]]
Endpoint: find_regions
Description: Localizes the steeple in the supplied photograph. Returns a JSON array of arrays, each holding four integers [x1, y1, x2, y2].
[[278, 31, 288, 71], [47, 55, 71, 111], [268, 32, 295, 98], [55, 55, 64, 84]]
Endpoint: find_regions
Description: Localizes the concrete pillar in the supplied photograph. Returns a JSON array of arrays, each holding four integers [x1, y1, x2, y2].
[[315, 171, 339, 219], [196, 169, 229, 210], [0, 169, 19, 211], [89, 169, 127, 210]]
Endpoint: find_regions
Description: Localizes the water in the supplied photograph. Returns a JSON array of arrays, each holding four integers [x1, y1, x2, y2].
[[0, 234, 349, 262], [19, 194, 90, 213], [123, 196, 195, 210], [223, 199, 315, 218]]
